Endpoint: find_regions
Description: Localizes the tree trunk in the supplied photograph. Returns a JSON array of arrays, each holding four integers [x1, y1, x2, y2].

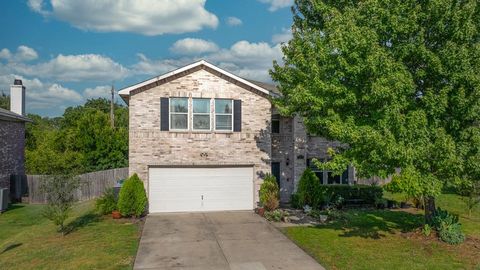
[[424, 196, 436, 224]]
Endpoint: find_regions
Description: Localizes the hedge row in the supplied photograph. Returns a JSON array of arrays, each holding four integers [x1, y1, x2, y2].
[[319, 184, 383, 205]]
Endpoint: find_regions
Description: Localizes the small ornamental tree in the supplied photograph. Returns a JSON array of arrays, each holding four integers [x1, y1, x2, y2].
[[117, 174, 147, 217], [259, 173, 280, 211], [271, 0, 480, 223], [41, 174, 81, 235]]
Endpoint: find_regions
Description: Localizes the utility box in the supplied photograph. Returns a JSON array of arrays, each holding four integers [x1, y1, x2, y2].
[[10, 175, 27, 202], [113, 179, 126, 199], [0, 188, 9, 212]]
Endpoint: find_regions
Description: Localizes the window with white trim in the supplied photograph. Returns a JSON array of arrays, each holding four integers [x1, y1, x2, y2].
[[215, 99, 233, 131], [192, 98, 211, 130], [170, 98, 188, 130]]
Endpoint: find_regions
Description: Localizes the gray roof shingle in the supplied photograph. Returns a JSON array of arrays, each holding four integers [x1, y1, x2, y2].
[[0, 108, 32, 122]]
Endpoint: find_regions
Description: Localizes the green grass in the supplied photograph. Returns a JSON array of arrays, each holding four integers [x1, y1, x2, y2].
[[0, 201, 141, 270], [383, 192, 480, 238], [282, 193, 480, 270]]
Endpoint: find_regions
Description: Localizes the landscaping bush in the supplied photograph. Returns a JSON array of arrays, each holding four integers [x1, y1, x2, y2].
[[117, 174, 147, 218], [293, 168, 323, 208], [259, 173, 280, 211], [438, 222, 465, 244], [319, 185, 383, 205], [264, 209, 287, 222], [95, 188, 117, 215], [431, 208, 465, 244], [290, 193, 302, 209]]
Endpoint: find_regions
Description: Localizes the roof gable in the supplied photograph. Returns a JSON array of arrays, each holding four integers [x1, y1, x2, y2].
[[118, 60, 277, 103]]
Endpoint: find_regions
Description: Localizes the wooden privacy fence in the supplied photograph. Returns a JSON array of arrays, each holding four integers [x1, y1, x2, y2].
[[27, 167, 129, 204]]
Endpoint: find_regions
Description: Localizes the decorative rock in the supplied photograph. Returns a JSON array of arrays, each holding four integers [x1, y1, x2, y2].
[[319, 215, 328, 223]]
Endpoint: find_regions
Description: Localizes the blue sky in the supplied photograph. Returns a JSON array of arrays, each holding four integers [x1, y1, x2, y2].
[[0, 0, 293, 116]]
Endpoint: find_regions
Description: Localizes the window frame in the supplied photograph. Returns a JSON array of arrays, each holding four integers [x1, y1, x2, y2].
[[169, 97, 189, 131], [214, 99, 234, 132], [191, 98, 211, 131], [307, 158, 349, 185]]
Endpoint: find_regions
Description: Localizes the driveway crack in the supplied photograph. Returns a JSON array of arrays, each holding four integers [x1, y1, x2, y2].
[[202, 213, 231, 270]]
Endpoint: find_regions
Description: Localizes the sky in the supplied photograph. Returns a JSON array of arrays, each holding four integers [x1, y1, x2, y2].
[[0, 0, 293, 116]]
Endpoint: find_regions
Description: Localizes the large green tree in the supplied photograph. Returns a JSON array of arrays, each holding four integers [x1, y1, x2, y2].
[[26, 98, 129, 174], [271, 0, 480, 222]]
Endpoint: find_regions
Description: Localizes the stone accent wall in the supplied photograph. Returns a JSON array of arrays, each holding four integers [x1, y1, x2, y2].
[[129, 68, 271, 204], [292, 115, 308, 191], [271, 115, 294, 202], [0, 120, 26, 190]]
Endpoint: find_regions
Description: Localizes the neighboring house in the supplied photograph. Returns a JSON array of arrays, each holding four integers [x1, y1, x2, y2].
[[119, 60, 356, 213], [0, 80, 30, 192]]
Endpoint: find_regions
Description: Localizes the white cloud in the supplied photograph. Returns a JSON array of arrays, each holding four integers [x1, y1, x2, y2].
[[170, 38, 219, 55], [131, 53, 193, 76], [206, 40, 283, 81], [272, 28, 292, 44], [28, 0, 219, 36], [83, 85, 112, 99], [0, 46, 38, 62], [258, 0, 293, 12], [0, 74, 82, 110], [16, 46, 39, 61], [27, 0, 50, 16], [11, 54, 129, 82], [135, 40, 283, 82], [0, 49, 11, 60], [226, 17, 242, 26]]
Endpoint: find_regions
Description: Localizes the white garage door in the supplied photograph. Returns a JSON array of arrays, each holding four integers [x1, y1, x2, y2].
[[148, 167, 254, 213]]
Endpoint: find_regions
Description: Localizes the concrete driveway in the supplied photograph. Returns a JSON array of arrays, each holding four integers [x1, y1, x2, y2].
[[134, 211, 324, 270]]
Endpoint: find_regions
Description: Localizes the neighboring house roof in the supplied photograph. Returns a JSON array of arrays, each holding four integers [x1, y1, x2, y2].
[[0, 108, 32, 122], [245, 79, 280, 96], [118, 60, 279, 103]]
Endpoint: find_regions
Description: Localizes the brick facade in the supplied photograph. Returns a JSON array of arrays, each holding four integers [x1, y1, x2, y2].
[[0, 120, 26, 190], [128, 68, 272, 204], [127, 64, 361, 206]]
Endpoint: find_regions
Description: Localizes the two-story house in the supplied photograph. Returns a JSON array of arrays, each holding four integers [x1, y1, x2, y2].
[[119, 60, 355, 213]]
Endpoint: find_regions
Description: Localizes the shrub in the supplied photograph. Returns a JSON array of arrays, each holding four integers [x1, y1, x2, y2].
[[422, 224, 432, 237], [264, 209, 286, 222], [40, 174, 81, 235], [320, 185, 383, 205], [259, 173, 280, 211], [431, 208, 465, 244], [438, 222, 465, 244], [294, 168, 323, 208], [431, 208, 458, 229], [290, 193, 302, 209], [117, 174, 147, 218], [95, 188, 117, 215]]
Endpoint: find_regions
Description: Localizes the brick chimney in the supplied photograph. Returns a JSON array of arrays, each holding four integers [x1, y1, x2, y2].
[[10, 79, 25, 116]]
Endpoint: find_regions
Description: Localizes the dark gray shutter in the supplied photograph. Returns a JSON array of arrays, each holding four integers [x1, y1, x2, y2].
[[160, 97, 169, 131], [233, 99, 241, 132]]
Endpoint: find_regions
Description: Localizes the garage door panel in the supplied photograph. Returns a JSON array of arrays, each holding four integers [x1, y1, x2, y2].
[[148, 167, 254, 213]]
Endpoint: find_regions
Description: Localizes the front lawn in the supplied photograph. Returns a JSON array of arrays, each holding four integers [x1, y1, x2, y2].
[[0, 201, 141, 270], [282, 193, 480, 270]]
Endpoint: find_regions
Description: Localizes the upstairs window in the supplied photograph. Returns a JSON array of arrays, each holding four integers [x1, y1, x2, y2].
[[170, 98, 188, 130], [192, 98, 211, 130], [215, 99, 233, 131]]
